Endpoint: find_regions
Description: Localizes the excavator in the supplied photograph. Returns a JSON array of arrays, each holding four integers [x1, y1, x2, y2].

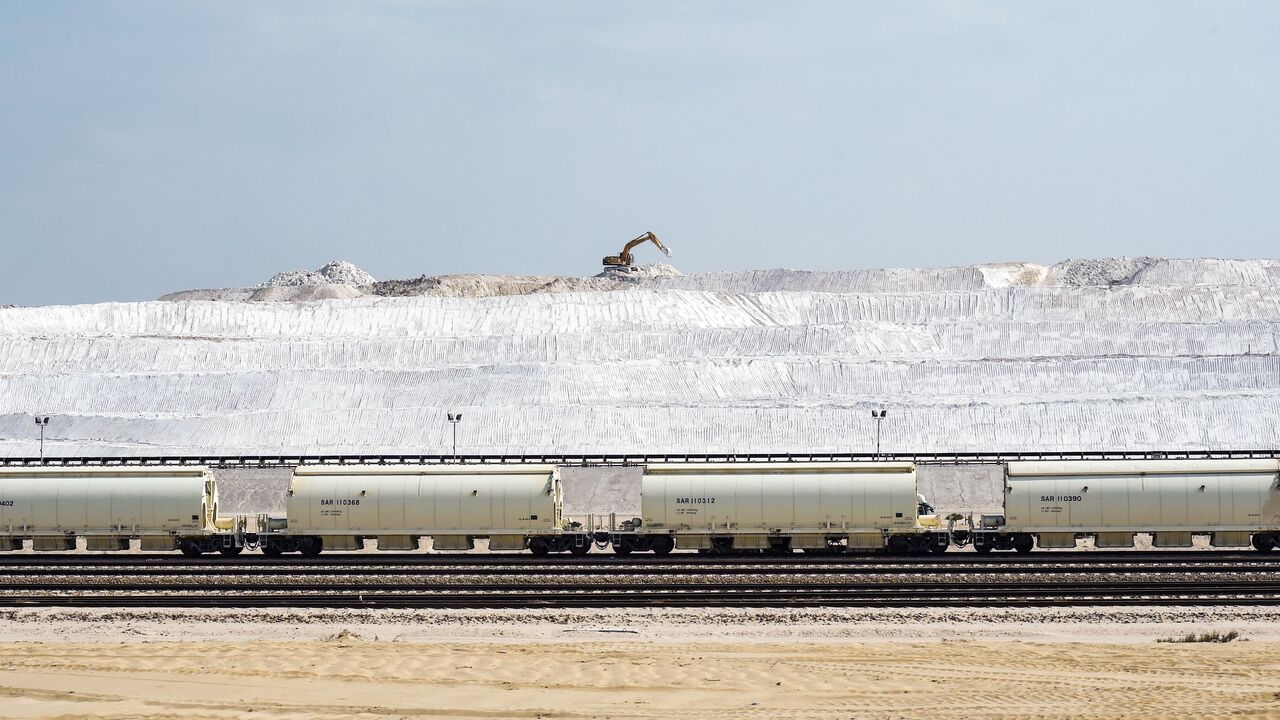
[[602, 232, 672, 270]]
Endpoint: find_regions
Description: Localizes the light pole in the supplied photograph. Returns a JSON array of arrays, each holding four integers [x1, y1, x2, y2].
[[447, 413, 462, 460], [871, 409, 887, 457], [34, 416, 49, 461]]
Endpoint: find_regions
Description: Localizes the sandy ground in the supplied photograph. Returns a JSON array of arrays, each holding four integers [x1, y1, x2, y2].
[[2, 608, 1280, 718]]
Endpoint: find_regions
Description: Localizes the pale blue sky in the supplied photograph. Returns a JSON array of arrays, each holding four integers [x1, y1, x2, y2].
[[2, 1, 1278, 305]]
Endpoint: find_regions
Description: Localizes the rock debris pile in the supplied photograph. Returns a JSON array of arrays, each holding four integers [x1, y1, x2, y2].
[[262, 261, 377, 288]]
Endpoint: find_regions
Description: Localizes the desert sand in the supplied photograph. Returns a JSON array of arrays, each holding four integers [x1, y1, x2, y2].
[[2, 608, 1280, 719], [2, 637, 1279, 719]]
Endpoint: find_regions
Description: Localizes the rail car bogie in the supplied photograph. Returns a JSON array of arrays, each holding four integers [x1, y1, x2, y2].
[[175, 534, 245, 556], [967, 531, 1035, 554], [256, 534, 324, 556], [888, 532, 951, 554]]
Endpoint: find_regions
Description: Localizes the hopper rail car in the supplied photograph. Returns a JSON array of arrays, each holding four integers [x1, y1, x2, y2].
[[0, 459, 1278, 558]]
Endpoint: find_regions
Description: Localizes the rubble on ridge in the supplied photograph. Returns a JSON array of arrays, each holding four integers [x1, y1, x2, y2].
[[152, 257, 1280, 303], [1044, 257, 1157, 287], [261, 260, 376, 288]]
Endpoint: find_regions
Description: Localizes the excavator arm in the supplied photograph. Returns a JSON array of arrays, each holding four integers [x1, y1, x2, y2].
[[603, 232, 672, 268]]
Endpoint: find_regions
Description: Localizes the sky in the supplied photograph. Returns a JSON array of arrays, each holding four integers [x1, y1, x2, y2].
[[2, 1, 1278, 306]]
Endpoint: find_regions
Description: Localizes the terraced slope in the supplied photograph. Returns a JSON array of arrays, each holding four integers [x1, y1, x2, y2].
[[1, 258, 1277, 456]]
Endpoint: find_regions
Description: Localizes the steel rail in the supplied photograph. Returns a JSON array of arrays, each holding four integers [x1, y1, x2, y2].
[[3, 561, 1280, 577], [4, 580, 1279, 592], [0, 550, 1277, 567], [3, 585, 1280, 608], [2, 448, 1278, 468]]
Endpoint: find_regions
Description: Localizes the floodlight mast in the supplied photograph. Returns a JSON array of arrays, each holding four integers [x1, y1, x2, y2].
[[447, 413, 463, 461], [871, 409, 887, 458], [34, 416, 50, 461]]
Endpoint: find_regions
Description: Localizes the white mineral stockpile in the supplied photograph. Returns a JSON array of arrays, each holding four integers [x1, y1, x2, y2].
[[1, 257, 1279, 458], [262, 260, 377, 288], [161, 260, 376, 302]]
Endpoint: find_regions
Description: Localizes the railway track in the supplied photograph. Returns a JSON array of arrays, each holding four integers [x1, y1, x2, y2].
[[1, 558, 1279, 577], [0, 550, 1276, 566], [1, 551, 1278, 607], [2, 585, 1279, 608]]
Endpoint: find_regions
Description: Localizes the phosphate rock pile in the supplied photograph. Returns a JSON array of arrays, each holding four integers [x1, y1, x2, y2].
[[164, 262, 686, 301], [159, 257, 1280, 302], [4, 257, 1280, 457], [263, 260, 377, 288], [371, 273, 622, 298], [160, 261, 377, 302]]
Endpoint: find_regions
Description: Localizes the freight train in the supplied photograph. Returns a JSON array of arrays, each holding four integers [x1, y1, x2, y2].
[[0, 459, 1277, 555]]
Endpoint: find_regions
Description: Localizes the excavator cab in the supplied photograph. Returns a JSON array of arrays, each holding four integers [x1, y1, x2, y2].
[[603, 232, 672, 269]]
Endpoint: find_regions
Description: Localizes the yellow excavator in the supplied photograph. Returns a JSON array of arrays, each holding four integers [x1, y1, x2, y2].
[[603, 232, 672, 269]]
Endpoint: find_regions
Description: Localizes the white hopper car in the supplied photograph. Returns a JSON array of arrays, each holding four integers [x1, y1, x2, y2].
[[0, 467, 228, 554], [967, 459, 1280, 552], [259, 464, 592, 556], [610, 462, 947, 554], [9, 458, 1280, 557]]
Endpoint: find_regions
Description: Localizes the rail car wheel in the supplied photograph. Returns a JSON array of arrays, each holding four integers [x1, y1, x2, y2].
[[219, 545, 244, 556], [528, 537, 551, 556], [928, 541, 948, 554], [1013, 535, 1035, 554], [298, 537, 323, 557], [261, 543, 284, 557], [178, 540, 203, 557], [568, 540, 591, 556], [1252, 534, 1275, 552], [973, 542, 993, 554], [886, 536, 910, 555], [651, 536, 675, 556], [613, 541, 633, 556]]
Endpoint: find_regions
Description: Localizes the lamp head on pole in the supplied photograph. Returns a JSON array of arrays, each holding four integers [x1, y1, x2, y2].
[[34, 416, 49, 426]]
